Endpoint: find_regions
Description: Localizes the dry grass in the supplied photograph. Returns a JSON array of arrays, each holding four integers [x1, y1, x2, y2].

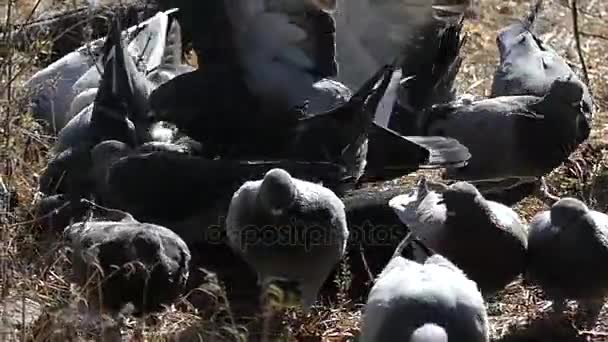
[[1, 0, 608, 341]]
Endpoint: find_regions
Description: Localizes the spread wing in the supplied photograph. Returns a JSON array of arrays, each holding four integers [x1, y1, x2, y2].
[[334, 0, 467, 90]]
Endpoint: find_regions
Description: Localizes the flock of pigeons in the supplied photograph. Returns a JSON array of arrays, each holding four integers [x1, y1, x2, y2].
[[19, 0, 607, 340]]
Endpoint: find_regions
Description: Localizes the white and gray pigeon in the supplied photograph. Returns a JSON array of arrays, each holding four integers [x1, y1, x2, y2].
[[23, 10, 177, 133], [389, 178, 528, 295], [360, 234, 489, 342], [64, 213, 191, 315], [527, 197, 608, 327], [491, 0, 593, 118], [226, 168, 348, 309]]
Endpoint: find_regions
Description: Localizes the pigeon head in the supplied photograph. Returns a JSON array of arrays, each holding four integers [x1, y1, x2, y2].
[[496, 0, 543, 61], [258, 169, 297, 216], [550, 197, 589, 228], [546, 76, 585, 108], [541, 77, 591, 143], [440, 182, 482, 213]]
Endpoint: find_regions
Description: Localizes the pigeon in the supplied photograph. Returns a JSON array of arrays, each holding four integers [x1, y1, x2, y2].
[[389, 178, 528, 295], [527, 197, 608, 327], [491, 0, 593, 118], [360, 233, 489, 342], [226, 168, 348, 309], [64, 214, 191, 315], [23, 10, 177, 133], [407, 76, 590, 204], [39, 19, 139, 199], [70, 13, 194, 118], [333, 0, 469, 91], [55, 17, 146, 154]]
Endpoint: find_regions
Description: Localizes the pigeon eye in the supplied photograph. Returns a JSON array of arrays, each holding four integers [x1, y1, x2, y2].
[[518, 35, 526, 44]]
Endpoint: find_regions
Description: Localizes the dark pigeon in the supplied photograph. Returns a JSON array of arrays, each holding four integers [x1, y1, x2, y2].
[[39, 19, 140, 199], [389, 17, 468, 136], [408, 77, 590, 203], [360, 233, 489, 342], [54, 18, 139, 155], [23, 10, 177, 133], [226, 168, 348, 310], [390, 178, 528, 295], [527, 197, 608, 327], [64, 214, 191, 315], [68, 10, 177, 119]]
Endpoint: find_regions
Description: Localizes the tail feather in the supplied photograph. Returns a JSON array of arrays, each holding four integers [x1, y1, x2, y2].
[[364, 126, 470, 181], [406, 135, 470, 168]]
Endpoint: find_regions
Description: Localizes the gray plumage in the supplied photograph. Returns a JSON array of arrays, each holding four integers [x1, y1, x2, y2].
[[73, 15, 195, 117], [415, 77, 590, 187], [527, 197, 608, 326], [360, 243, 488, 342], [226, 168, 348, 309], [23, 10, 176, 133], [334, 0, 469, 90], [225, 0, 348, 113], [64, 215, 191, 315], [491, 0, 593, 117], [389, 178, 528, 294], [40, 19, 139, 199]]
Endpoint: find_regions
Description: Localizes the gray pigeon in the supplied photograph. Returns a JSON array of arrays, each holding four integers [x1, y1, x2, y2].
[[491, 0, 593, 117], [360, 234, 489, 342], [23, 10, 176, 133], [527, 197, 608, 327], [69, 9, 174, 111], [411, 76, 590, 202], [64, 214, 191, 315], [71, 13, 194, 119], [53, 18, 143, 155], [39, 19, 139, 199], [226, 168, 348, 309], [389, 178, 528, 295]]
